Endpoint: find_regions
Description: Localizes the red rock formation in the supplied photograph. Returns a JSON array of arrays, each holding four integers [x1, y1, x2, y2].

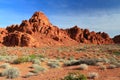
[[66, 26, 114, 44], [0, 11, 114, 47], [113, 35, 120, 44], [0, 28, 7, 45], [4, 11, 77, 47], [3, 31, 39, 47]]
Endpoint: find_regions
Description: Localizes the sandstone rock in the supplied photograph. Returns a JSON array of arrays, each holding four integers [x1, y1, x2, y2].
[[3, 31, 38, 47], [113, 35, 120, 44], [0, 11, 115, 47], [0, 28, 7, 44], [66, 26, 114, 44]]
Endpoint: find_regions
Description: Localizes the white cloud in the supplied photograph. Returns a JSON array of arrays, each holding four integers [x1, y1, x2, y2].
[[49, 13, 120, 38]]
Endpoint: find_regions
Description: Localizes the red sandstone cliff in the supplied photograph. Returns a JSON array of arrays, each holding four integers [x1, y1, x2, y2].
[[0, 11, 115, 47]]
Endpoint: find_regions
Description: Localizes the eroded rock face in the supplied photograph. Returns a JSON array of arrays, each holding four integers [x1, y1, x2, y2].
[[0, 28, 7, 45], [113, 35, 120, 44], [1, 11, 115, 47], [66, 26, 114, 44], [3, 31, 38, 47]]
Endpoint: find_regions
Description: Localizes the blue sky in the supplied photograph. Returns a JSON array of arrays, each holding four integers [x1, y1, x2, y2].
[[0, 0, 120, 37]]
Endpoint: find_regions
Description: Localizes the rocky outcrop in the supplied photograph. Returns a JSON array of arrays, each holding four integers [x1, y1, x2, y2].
[[3, 31, 38, 47], [0, 28, 7, 45], [113, 35, 120, 44], [0, 11, 115, 47], [4, 11, 76, 47], [66, 26, 114, 44]]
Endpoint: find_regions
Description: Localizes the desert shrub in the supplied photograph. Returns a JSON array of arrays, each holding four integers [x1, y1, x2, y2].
[[99, 65, 106, 70], [0, 56, 4, 61], [39, 58, 46, 62], [88, 72, 98, 79], [113, 51, 120, 56], [107, 64, 116, 69], [13, 56, 29, 64], [63, 72, 87, 80], [0, 63, 11, 69], [28, 54, 37, 60], [79, 64, 88, 70], [69, 56, 75, 60], [28, 54, 45, 62], [56, 57, 65, 62], [81, 59, 98, 65], [2, 67, 20, 79], [97, 58, 110, 63], [115, 63, 120, 68], [96, 62, 103, 66], [48, 61, 60, 68], [0, 55, 18, 62], [64, 58, 98, 66], [24, 72, 35, 78], [32, 59, 41, 65], [58, 58, 65, 62], [37, 54, 45, 58], [64, 60, 79, 66], [32, 64, 45, 73]]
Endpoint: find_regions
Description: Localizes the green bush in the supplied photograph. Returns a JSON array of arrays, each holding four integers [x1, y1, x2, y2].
[[13, 56, 29, 64], [2, 67, 20, 79], [113, 51, 120, 56], [63, 73, 87, 80]]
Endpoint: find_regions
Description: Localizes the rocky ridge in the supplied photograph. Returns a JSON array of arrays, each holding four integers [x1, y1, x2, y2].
[[0, 11, 116, 47]]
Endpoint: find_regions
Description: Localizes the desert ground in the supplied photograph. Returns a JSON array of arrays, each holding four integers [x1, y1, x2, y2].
[[0, 44, 119, 80]]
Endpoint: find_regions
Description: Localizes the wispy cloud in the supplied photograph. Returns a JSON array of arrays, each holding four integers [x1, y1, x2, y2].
[[49, 10, 120, 37]]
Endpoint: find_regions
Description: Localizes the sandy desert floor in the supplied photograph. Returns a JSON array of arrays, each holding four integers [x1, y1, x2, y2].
[[0, 44, 119, 80]]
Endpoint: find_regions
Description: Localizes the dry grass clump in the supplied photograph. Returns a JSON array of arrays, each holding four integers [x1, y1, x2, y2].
[[79, 64, 88, 70], [88, 72, 99, 79], [1, 67, 20, 79]]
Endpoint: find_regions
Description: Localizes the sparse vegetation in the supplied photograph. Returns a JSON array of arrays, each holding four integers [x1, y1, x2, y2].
[[32, 64, 46, 73], [99, 65, 106, 70], [64, 58, 98, 66], [1, 67, 20, 79], [113, 51, 120, 56], [32, 59, 41, 65], [0, 63, 11, 69], [13, 56, 29, 64], [88, 72, 98, 79], [63, 72, 87, 80], [0, 44, 119, 80], [48, 61, 60, 68], [107, 64, 116, 69], [79, 64, 88, 70], [24, 72, 35, 78]]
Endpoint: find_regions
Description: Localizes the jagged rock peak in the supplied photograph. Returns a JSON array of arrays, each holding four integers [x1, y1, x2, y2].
[[29, 11, 51, 26]]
